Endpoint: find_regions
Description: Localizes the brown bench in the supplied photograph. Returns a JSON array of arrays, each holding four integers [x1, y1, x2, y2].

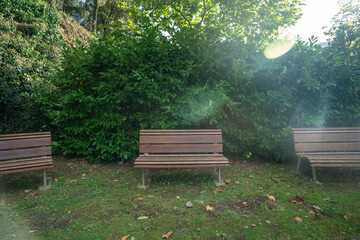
[[292, 128, 360, 181], [134, 129, 229, 187], [0, 132, 53, 187]]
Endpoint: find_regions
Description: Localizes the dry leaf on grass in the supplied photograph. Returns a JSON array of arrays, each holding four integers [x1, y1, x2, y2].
[[69, 180, 78, 183], [213, 189, 222, 194], [206, 205, 214, 211], [251, 224, 256, 227], [225, 179, 230, 184], [54, 178, 59, 182], [290, 199, 303, 204], [294, 217, 303, 222], [136, 197, 144, 201], [121, 235, 129, 240], [343, 214, 350, 219], [309, 209, 316, 215], [267, 195, 276, 201], [214, 213, 220, 218], [162, 231, 172, 239], [249, 175, 253, 178], [323, 198, 330, 201]]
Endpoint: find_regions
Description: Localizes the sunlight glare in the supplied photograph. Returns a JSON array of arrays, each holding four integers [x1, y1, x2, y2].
[[264, 39, 295, 59]]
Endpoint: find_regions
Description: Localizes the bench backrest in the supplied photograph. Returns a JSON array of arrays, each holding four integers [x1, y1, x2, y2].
[[139, 129, 224, 154], [292, 128, 360, 153], [0, 132, 52, 174]]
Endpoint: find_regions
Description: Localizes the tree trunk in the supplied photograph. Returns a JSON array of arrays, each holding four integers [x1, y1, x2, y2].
[[92, 0, 99, 33]]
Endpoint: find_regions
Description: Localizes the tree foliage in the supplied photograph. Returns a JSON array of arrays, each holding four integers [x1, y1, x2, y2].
[[0, 0, 61, 133]]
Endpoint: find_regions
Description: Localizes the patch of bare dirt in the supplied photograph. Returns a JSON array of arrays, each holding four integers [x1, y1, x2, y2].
[[31, 210, 70, 230]]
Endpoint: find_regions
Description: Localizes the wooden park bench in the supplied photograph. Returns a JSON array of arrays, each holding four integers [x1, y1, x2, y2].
[[292, 128, 360, 181], [0, 132, 53, 187], [134, 129, 229, 187]]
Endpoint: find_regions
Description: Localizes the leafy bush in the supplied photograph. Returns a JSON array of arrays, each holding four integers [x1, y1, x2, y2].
[[0, 0, 61, 133]]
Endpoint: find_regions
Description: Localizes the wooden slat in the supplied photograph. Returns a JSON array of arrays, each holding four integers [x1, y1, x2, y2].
[[292, 128, 360, 132], [138, 154, 224, 157], [310, 160, 360, 163], [136, 157, 228, 162], [0, 165, 53, 175], [294, 142, 360, 152], [140, 129, 221, 133], [294, 133, 360, 143], [0, 137, 51, 150], [301, 154, 360, 160], [140, 135, 222, 144], [0, 162, 53, 171], [139, 144, 223, 153], [135, 161, 228, 164], [0, 132, 50, 141], [0, 147, 51, 161], [311, 164, 360, 167], [0, 157, 52, 168], [134, 164, 229, 168]]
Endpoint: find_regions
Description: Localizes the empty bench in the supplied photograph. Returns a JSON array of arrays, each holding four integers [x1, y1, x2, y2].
[[0, 132, 53, 187], [134, 129, 229, 186], [292, 128, 360, 181]]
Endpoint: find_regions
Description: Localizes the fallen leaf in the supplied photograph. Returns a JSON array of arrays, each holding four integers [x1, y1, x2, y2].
[[249, 175, 253, 178], [268, 195, 276, 201], [92, 165, 97, 169], [94, 217, 99, 220], [343, 214, 350, 219], [213, 189, 222, 194], [294, 217, 303, 222], [305, 216, 309, 218], [54, 178, 59, 182], [24, 197, 29, 200], [214, 213, 220, 218], [225, 179, 230, 184], [323, 198, 329, 201], [121, 235, 130, 240], [69, 180, 77, 183], [309, 209, 316, 215], [136, 197, 144, 201], [162, 231, 172, 239], [290, 199, 303, 205], [251, 224, 256, 227], [65, 182, 69, 185], [205, 205, 214, 211]]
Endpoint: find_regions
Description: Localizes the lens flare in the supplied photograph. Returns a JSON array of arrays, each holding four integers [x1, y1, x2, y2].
[[264, 39, 295, 59]]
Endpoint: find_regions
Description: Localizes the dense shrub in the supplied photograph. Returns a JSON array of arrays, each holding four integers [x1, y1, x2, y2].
[[0, 0, 61, 133]]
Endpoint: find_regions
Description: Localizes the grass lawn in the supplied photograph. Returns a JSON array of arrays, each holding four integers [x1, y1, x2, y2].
[[1, 156, 359, 239]]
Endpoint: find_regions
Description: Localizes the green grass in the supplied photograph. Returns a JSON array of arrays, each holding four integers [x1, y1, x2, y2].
[[1, 157, 360, 239]]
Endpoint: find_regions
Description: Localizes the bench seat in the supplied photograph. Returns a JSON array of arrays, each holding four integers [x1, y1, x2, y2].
[[0, 132, 53, 186], [292, 128, 360, 181], [135, 154, 229, 168], [134, 129, 229, 186]]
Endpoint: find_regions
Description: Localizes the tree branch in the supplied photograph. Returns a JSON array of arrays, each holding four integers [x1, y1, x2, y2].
[[173, 5, 193, 29]]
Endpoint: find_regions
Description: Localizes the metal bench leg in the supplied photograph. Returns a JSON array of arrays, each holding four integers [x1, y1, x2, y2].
[[43, 169, 47, 187], [142, 169, 145, 186], [312, 167, 316, 181], [214, 167, 217, 174], [218, 168, 221, 183], [296, 157, 301, 173]]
